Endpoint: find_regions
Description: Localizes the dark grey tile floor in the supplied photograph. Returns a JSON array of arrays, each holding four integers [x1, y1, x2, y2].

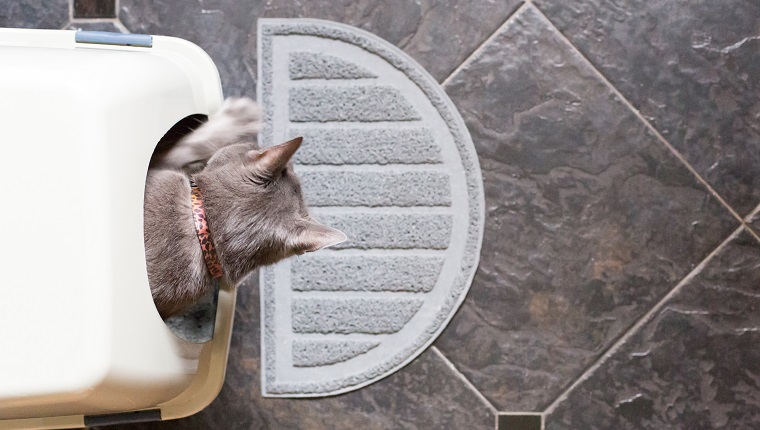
[[3, 1, 759, 429]]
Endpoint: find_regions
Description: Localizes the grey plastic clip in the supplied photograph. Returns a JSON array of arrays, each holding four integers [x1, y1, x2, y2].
[[75, 31, 153, 48]]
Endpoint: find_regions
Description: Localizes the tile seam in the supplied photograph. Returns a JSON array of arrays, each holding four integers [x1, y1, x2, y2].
[[113, 19, 129, 34], [114, 0, 128, 34], [62, 17, 129, 34], [430, 346, 499, 415], [529, 4, 747, 228], [745, 203, 760, 220], [742, 203, 760, 242], [441, 1, 530, 87], [542, 224, 744, 416], [742, 226, 760, 247], [69, 17, 121, 23], [743, 221, 760, 243]]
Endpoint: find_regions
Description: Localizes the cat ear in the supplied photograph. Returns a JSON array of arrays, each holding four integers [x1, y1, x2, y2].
[[291, 220, 347, 254], [246, 136, 303, 177]]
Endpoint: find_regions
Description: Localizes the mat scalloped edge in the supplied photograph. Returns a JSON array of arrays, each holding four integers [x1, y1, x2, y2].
[[257, 18, 485, 397]]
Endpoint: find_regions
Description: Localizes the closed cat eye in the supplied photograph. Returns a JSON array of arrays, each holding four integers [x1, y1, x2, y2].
[[245, 173, 269, 186]]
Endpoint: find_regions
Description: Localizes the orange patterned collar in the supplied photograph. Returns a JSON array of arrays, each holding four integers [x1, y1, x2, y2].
[[189, 179, 224, 279]]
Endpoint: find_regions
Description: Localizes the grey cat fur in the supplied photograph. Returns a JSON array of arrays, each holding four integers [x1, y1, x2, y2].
[[144, 98, 346, 318]]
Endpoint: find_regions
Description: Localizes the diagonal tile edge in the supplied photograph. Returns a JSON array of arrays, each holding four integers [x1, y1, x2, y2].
[[744, 203, 760, 222], [742, 204, 760, 243], [542, 225, 745, 415], [112, 19, 128, 34], [528, 3, 744, 227], [442, 1, 530, 87], [437, 3, 739, 411], [431, 346, 499, 415]]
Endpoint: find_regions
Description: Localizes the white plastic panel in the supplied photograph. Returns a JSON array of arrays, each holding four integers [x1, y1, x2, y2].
[[0, 28, 227, 422]]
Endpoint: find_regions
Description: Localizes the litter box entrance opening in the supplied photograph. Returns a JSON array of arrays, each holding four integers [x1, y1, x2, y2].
[[146, 114, 218, 343]]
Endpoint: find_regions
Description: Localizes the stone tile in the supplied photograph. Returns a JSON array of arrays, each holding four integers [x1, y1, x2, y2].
[[534, 0, 760, 216], [0, 0, 69, 29], [74, 0, 116, 18], [546, 229, 760, 429], [98, 277, 495, 430], [119, 0, 256, 98], [119, 0, 522, 96], [435, 4, 738, 411]]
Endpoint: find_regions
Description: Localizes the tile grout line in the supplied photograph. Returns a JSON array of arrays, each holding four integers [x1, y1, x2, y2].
[[430, 346, 499, 415], [63, 17, 130, 34], [742, 203, 760, 243], [114, 0, 128, 33], [69, 17, 121, 23], [113, 19, 129, 34], [528, 4, 750, 232], [744, 222, 760, 243], [62, 0, 74, 28], [542, 224, 744, 416], [743, 202, 760, 222], [440, 1, 530, 87]]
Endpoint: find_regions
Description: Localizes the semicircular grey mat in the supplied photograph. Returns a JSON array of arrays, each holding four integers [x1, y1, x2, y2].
[[257, 18, 485, 397]]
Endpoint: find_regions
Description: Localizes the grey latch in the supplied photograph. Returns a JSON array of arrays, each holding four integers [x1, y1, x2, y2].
[[75, 31, 153, 48]]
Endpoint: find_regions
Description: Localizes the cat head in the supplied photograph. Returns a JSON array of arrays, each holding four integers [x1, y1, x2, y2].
[[195, 136, 346, 281]]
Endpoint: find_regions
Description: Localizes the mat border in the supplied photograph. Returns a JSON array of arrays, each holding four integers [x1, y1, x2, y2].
[[257, 18, 485, 397]]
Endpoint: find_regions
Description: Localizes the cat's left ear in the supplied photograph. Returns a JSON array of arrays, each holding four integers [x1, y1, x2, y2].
[[246, 136, 303, 177], [291, 220, 347, 254]]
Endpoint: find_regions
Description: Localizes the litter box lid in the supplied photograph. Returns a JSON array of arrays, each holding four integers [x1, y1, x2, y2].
[[0, 28, 230, 426]]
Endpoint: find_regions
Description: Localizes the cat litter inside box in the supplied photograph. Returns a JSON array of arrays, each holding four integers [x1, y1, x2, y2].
[[0, 28, 233, 428]]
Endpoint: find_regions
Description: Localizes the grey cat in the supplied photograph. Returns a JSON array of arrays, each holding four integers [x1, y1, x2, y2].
[[144, 98, 346, 318]]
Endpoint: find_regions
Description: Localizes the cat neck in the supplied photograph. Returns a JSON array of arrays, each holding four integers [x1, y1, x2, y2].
[[189, 180, 224, 279], [193, 176, 266, 287]]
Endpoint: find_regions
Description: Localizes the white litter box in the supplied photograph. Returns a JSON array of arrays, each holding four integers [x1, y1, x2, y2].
[[0, 28, 235, 428]]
